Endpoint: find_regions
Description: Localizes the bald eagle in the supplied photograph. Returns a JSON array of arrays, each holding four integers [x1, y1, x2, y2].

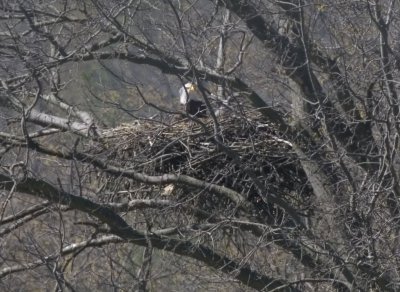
[[179, 82, 207, 117]]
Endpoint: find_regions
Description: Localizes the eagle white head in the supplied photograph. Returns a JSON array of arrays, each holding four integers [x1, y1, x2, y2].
[[179, 82, 197, 104]]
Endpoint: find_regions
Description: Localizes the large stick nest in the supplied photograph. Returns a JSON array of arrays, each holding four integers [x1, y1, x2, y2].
[[93, 110, 312, 220]]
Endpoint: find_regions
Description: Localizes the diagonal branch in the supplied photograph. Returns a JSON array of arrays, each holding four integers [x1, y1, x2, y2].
[[0, 173, 299, 291], [0, 235, 123, 279], [216, 0, 376, 164]]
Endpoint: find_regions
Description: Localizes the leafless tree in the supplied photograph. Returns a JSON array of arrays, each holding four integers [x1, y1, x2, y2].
[[1, 0, 400, 291]]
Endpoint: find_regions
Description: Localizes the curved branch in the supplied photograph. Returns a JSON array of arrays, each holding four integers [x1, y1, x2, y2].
[[0, 235, 123, 278], [106, 199, 215, 221], [0, 208, 50, 237], [26, 109, 97, 137], [0, 201, 51, 224], [59, 49, 288, 131], [41, 94, 94, 125], [0, 173, 299, 291]]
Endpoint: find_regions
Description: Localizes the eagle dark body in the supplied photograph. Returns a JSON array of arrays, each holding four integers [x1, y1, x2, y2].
[[186, 99, 207, 117]]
